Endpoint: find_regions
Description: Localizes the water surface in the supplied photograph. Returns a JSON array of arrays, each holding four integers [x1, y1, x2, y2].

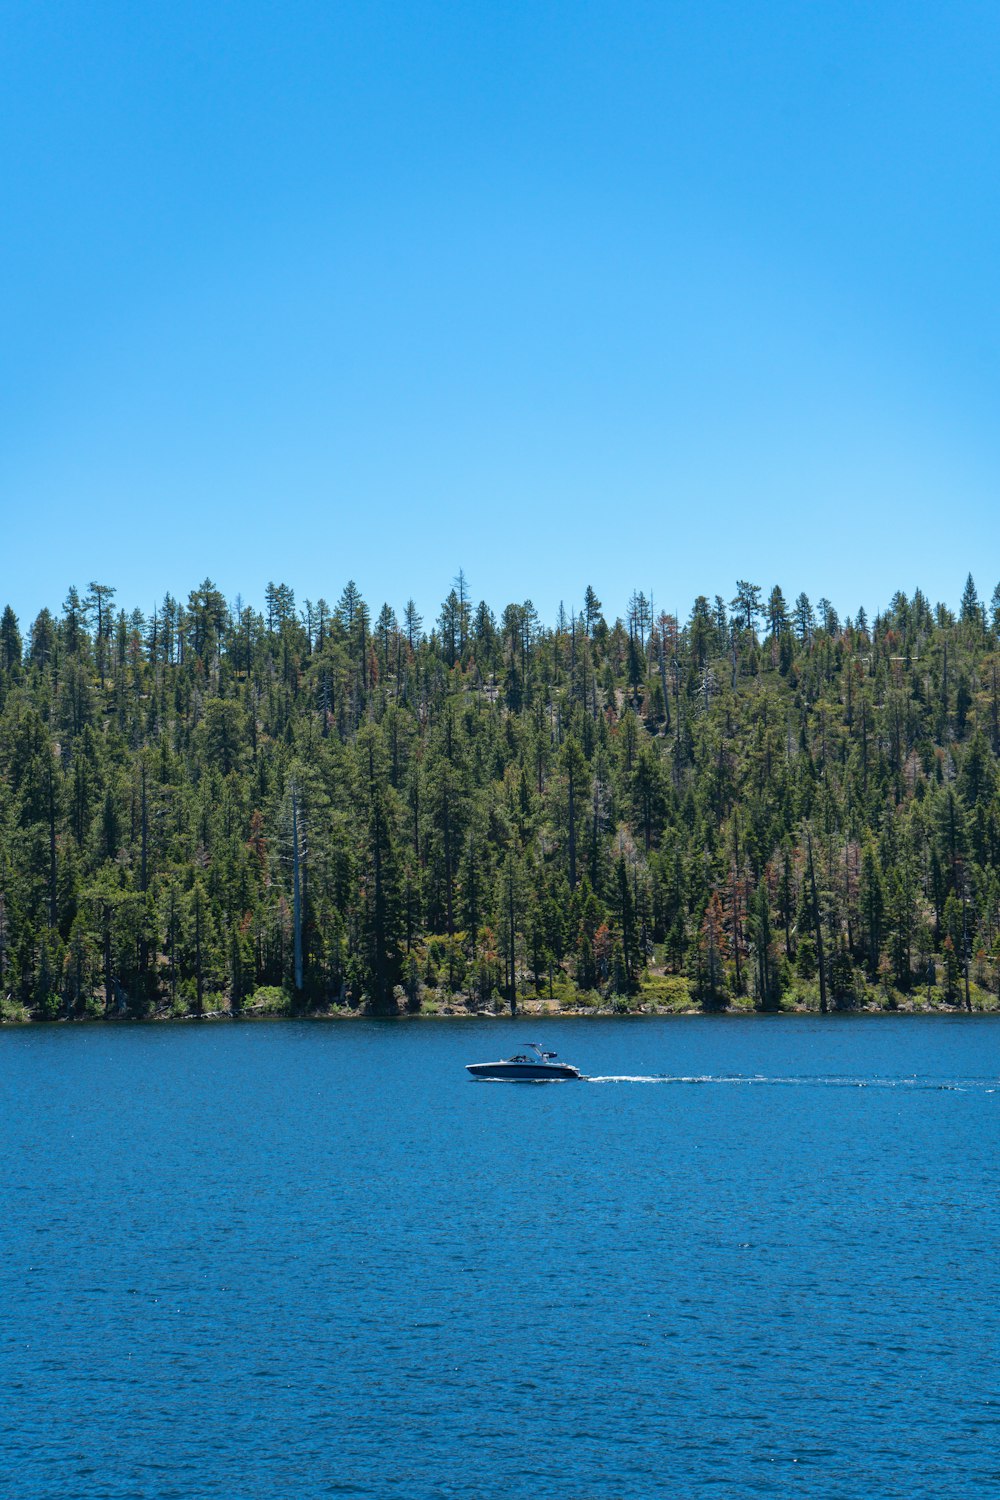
[[2, 1016, 998, 1498]]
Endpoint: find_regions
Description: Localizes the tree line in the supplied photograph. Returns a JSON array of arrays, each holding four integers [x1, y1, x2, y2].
[[2, 571, 1000, 1020]]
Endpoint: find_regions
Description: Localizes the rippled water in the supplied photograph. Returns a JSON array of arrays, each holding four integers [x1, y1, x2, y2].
[[2, 1016, 998, 1498]]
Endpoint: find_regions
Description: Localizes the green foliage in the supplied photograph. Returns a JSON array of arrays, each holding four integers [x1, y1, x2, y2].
[[247, 986, 292, 1015], [638, 974, 694, 1011], [1, 573, 999, 1023]]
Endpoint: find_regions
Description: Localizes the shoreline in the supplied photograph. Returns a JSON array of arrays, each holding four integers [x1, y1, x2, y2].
[[3, 999, 999, 1028]]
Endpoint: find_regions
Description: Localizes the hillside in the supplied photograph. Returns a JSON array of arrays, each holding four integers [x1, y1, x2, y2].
[[2, 575, 999, 1020]]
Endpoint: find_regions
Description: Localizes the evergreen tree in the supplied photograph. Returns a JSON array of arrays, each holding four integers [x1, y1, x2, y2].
[[1, 606, 22, 676], [1, 569, 998, 1023]]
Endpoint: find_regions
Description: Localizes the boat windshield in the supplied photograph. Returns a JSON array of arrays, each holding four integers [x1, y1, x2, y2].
[[506, 1044, 558, 1063]]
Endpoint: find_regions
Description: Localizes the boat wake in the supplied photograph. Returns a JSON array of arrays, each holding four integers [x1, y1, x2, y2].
[[586, 1074, 998, 1091]]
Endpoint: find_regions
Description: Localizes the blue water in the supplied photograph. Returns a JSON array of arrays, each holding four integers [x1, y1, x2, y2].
[[2, 1017, 999, 1499]]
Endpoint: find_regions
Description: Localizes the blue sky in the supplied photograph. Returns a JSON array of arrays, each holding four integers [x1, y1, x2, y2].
[[2, 0, 999, 630]]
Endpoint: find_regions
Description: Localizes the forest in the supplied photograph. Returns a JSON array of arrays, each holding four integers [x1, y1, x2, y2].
[[2, 572, 1000, 1022]]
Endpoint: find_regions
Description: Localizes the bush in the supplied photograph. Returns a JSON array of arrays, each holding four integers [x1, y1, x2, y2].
[[34, 992, 63, 1022], [640, 974, 694, 1011], [571, 988, 601, 1009], [0, 995, 29, 1024], [247, 985, 291, 1015]]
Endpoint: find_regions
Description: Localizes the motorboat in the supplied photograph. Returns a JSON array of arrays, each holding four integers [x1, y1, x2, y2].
[[466, 1041, 586, 1081]]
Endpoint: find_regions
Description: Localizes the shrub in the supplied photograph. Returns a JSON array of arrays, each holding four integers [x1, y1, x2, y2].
[[248, 985, 291, 1015], [34, 992, 63, 1022], [0, 995, 29, 1024], [640, 974, 694, 1011]]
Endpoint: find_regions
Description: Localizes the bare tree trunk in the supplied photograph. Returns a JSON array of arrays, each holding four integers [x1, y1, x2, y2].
[[508, 865, 517, 1017], [140, 764, 148, 893], [960, 867, 971, 1013], [170, 887, 177, 1008], [567, 770, 576, 891], [194, 893, 204, 1015], [292, 787, 303, 994], [47, 759, 57, 928], [103, 902, 113, 1015], [139, 764, 149, 982], [657, 626, 671, 732], [807, 832, 827, 1014], [731, 820, 742, 994]]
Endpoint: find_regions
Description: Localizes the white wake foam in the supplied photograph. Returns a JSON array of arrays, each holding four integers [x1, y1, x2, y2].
[[586, 1074, 997, 1090]]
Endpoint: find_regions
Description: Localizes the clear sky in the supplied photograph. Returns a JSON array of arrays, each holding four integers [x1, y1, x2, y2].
[[2, 1, 999, 631]]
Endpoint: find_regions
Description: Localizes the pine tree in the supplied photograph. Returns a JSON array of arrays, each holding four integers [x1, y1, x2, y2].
[[1, 606, 23, 676], [731, 581, 762, 634]]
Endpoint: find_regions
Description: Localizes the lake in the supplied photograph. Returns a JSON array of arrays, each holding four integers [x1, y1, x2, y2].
[[1, 1016, 998, 1498]]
